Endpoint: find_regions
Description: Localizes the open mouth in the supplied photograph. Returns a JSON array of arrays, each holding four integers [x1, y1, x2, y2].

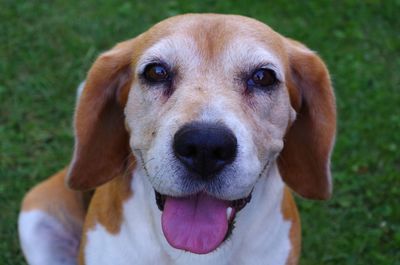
[[155, 190, 252, 254]]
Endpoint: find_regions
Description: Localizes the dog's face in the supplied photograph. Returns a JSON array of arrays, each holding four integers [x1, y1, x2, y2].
[[126, 16, 293, 201], [67, 14, 336, 255]]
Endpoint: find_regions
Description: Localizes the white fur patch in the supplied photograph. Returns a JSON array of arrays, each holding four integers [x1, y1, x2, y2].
[[76, 81, 85, 100], [84, 168, 165, 264], [18, 210, 79, 265]]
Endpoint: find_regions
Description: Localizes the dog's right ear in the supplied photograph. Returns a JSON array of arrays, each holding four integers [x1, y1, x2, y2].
[[67, 38, 140, 191]]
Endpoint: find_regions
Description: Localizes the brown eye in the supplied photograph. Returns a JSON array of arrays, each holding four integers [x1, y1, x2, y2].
[[143, 63, 170, 83], [247, 68, 277, 89]]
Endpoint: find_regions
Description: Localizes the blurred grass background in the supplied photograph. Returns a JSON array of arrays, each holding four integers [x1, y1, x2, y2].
[[1, 0, 399, 264]]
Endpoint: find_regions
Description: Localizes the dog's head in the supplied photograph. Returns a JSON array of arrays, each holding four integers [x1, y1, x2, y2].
[[67, 14, 336, 254]]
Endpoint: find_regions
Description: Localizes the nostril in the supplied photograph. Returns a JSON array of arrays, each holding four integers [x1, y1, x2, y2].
[[211, 135, 237, 163], [213, 148, 223, 160], [213, 147, 228, 161], [179, 144, 197, 158]]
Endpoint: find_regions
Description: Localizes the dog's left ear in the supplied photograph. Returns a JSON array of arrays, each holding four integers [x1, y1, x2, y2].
[[278, 38, 336, 200], [67, 38, 140, 190]]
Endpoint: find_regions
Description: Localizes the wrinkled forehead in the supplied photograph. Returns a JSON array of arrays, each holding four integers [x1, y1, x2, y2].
[[137, 15, 287, 75]]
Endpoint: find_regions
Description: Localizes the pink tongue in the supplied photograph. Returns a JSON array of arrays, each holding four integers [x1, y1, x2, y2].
[[161, 193, 229, 254]]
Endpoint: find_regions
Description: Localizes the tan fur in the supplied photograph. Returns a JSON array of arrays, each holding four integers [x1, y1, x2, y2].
[[281, 187, 301, 265]]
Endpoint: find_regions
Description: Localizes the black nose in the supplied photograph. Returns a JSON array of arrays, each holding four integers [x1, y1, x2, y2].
[[173, 122, 238, 180]]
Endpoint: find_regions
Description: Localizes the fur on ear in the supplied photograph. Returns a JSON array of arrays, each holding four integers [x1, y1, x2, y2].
[[278, 38, 336, 200], [67, 39, 139, 190]]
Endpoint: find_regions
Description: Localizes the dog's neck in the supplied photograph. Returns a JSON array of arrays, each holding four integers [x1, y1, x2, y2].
[[83, 163, 293, 265]]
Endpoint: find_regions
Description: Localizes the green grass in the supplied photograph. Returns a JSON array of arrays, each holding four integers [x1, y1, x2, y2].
[[1, 1, 399, 264]]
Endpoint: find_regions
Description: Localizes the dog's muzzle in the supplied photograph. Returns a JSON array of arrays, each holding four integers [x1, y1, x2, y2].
[[154, 122, 253, 255]]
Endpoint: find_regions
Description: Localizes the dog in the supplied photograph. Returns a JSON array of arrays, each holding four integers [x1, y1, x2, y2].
[[18, 14, 336, 265]]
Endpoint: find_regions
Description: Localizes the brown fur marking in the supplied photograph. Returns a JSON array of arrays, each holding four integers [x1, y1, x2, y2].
[[281, 187, 301, 265]]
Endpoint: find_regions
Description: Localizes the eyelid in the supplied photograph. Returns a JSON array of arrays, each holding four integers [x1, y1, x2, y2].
[[253, 64, 281, 82], [235, 64, 280, 84], [137, 57, 168, 75], [140, 61, 167, 75]]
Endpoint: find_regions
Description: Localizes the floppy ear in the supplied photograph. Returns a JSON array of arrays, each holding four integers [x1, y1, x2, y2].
[[278, 38, 336, 200], [67, 39, 139, 190]]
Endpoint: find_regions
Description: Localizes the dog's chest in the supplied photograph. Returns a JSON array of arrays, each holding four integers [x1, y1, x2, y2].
[[82, 170, 292, 265]]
